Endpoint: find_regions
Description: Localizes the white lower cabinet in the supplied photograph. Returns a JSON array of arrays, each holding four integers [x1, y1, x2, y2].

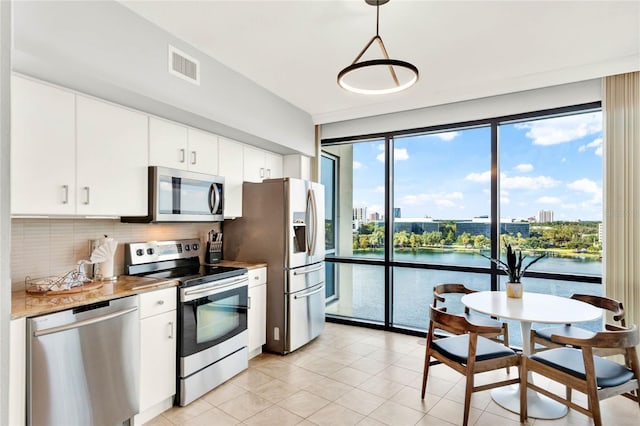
[[9, 318, 26, 426], [135, 287, 177, 425], [247, 267, 267, 358]]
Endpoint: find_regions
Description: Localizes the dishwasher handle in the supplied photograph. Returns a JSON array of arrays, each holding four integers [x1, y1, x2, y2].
[[33, 306, 138, 337]]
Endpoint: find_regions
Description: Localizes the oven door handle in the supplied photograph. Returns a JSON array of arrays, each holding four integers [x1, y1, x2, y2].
[[182, 276, 248, 300]]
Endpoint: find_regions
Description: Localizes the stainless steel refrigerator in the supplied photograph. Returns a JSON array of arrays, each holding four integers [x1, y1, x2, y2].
[[224, 178, 325, 354]]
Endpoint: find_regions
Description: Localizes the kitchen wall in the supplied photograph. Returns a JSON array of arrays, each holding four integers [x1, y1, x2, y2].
[[12, 0, 314, 156], [10, 219, 219, 291]]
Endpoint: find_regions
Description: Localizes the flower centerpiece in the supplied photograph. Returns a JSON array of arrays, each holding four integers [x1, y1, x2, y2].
[[481, 244, 546, 298]]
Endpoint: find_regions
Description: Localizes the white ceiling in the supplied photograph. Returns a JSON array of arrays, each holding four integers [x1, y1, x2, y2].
[[121, 0, 639, 125]]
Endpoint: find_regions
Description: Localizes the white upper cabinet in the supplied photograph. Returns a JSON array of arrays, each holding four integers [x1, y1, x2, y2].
[[149, 117, 188, 169], [243, 145, 283, 182], [11, 76, 76, 215], [76, 96, 148, 216], [218, 137, 244, 218], [187, 128, 219, 175], [149, 117, 218, 175]]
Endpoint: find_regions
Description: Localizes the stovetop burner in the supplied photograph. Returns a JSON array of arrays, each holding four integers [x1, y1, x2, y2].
[[124, 239, 247, 287]]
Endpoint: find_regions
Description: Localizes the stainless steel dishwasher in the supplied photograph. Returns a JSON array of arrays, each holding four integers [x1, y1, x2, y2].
[[28, 296, 139, 426]]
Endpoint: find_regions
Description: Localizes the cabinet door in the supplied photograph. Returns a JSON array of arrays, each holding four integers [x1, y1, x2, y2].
[[76, 96, 148, 216], [264, 152, 283, 179], [149, 117, 188, 169], [243, 145, 266, 182], [218, 137, 244, 218], [11, 76, 76, 215], [140, 310, 176, 411], [9, 318, 26, 426], [187, 128, 218, 175], [248, 283, 267, 357]]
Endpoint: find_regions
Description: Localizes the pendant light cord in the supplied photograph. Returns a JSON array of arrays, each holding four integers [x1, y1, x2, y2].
[[376, 1, 380, 36]]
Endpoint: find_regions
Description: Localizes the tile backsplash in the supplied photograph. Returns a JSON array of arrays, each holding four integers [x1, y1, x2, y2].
[[11, 218, 219, 291]]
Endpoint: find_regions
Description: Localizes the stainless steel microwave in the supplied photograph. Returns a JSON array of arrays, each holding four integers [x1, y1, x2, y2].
[[122, 166, 224, 223]]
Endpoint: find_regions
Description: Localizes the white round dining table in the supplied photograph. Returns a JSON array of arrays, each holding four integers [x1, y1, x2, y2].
[[461, 291, 603, 419]]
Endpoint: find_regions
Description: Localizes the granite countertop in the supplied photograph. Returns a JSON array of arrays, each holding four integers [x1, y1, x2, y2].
[[11, 275, 177, 319], [11, 260, 267, 319], [215, 260, 268, 269]]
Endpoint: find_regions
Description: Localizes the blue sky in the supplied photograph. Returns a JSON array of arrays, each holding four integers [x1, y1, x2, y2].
[[352, 111, 603, 221]]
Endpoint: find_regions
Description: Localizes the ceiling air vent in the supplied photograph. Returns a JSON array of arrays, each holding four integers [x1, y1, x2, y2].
[[168, 45, 200, 85]]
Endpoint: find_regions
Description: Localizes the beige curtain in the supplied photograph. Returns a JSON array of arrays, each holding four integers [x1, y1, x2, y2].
[[603, 71, 640, 330]]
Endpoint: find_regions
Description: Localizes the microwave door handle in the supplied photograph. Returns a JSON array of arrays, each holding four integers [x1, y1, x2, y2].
[[209, 183, 221, 215]]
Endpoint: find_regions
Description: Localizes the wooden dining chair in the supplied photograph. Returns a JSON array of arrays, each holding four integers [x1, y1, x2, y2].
[[530, 294, 626, 355], [433, 283, 511, 372], [520, 324, 640, 426], [422, 305, 521, 426]]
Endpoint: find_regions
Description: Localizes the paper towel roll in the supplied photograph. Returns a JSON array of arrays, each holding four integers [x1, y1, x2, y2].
[[91, 236, 117, 280]]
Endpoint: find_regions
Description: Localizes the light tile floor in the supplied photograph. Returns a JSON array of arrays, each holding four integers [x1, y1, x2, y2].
[[148, 322, 639, 426]]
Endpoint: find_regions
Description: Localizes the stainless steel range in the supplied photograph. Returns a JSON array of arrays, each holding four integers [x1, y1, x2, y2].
[[125, 239, 249, 406]]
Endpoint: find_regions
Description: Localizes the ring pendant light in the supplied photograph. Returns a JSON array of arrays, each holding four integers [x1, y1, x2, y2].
[[337, 0, 419, 95]]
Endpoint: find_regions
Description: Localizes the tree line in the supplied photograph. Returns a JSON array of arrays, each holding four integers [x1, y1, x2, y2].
[[353, 221, 601, 253]]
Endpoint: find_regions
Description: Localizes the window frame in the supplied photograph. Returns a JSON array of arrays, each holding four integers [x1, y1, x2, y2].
[[321, 101, 602, 333]]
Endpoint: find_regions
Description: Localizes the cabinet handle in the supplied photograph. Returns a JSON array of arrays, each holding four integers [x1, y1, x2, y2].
[[168, 321, 174, 339], [266, 168, 271, 178], [179, 148, 186, 163], [157, 300, 165, 305], [191, 151, 197, 165], [248, 296, 252, 310], [62, 185, 69, 204], [83, 187, 90, 205], [253, 275, 260, 280], [260, 167, 265, 178]]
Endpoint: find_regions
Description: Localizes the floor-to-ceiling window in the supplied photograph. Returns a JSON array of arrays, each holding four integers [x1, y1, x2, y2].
[[321, 104, 602, 344]]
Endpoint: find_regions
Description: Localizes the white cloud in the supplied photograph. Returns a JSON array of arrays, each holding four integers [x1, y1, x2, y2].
[[501, 174, 560, 190], [376, 147, 409, 162], [465, 170, 491, 183], [567, 178, 599, 194], [402, 191, 464, 208], [537, 196, 562, 204], [353, 161, 362, 169], [514, 163, 534, 172], [394, 148, 409, 161], [515, 112, 602, 146], [417, 131, 460, 141], [436, 131, 459, 141], [578, 137, 603, 157], [374, 186, 385, 193], [501, 196, 510, 204], [436, 199, 457, 207]]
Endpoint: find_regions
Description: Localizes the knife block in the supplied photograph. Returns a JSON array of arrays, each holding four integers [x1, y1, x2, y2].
[[205, 241, 222, 264]]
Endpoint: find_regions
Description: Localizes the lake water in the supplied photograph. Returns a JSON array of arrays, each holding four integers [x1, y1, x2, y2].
[[327, 251, 603, 347]]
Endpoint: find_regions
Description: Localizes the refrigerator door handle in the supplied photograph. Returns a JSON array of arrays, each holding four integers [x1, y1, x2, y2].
[[294, 286, 324, 299], [306, 188, 318, 256], [293, 264, 324, 275]]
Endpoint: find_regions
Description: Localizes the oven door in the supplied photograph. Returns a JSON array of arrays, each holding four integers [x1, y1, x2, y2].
[[179, 274, 248, 359]]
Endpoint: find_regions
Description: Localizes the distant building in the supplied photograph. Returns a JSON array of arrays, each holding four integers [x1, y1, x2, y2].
[[353, 207, 367, 222], [455, 217, 530, 238], [369, 212, 380, 221], [598, 223, 603, 242], [394, 218, 440, 234], [537, 210, 554, 223], [393, 208, 401, 218]]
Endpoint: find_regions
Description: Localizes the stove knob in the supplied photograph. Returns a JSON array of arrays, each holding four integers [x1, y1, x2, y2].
[[147, 248, 154, 255], [136, 249, 144, 256], [192, 243, 199, 250], [185, 245, 191, 251]]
